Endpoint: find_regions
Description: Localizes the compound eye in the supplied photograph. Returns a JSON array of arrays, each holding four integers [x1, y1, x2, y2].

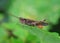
[[42, 22, 48, 26]]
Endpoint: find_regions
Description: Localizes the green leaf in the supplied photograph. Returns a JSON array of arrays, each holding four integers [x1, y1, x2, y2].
[[0, 0, 60, 43]]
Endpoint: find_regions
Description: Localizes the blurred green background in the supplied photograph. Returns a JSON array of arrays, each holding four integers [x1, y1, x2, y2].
[[0, 0, 60, 43]]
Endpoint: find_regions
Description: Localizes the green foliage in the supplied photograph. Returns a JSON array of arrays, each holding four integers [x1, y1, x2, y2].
[[0, 0, 60, 43]]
